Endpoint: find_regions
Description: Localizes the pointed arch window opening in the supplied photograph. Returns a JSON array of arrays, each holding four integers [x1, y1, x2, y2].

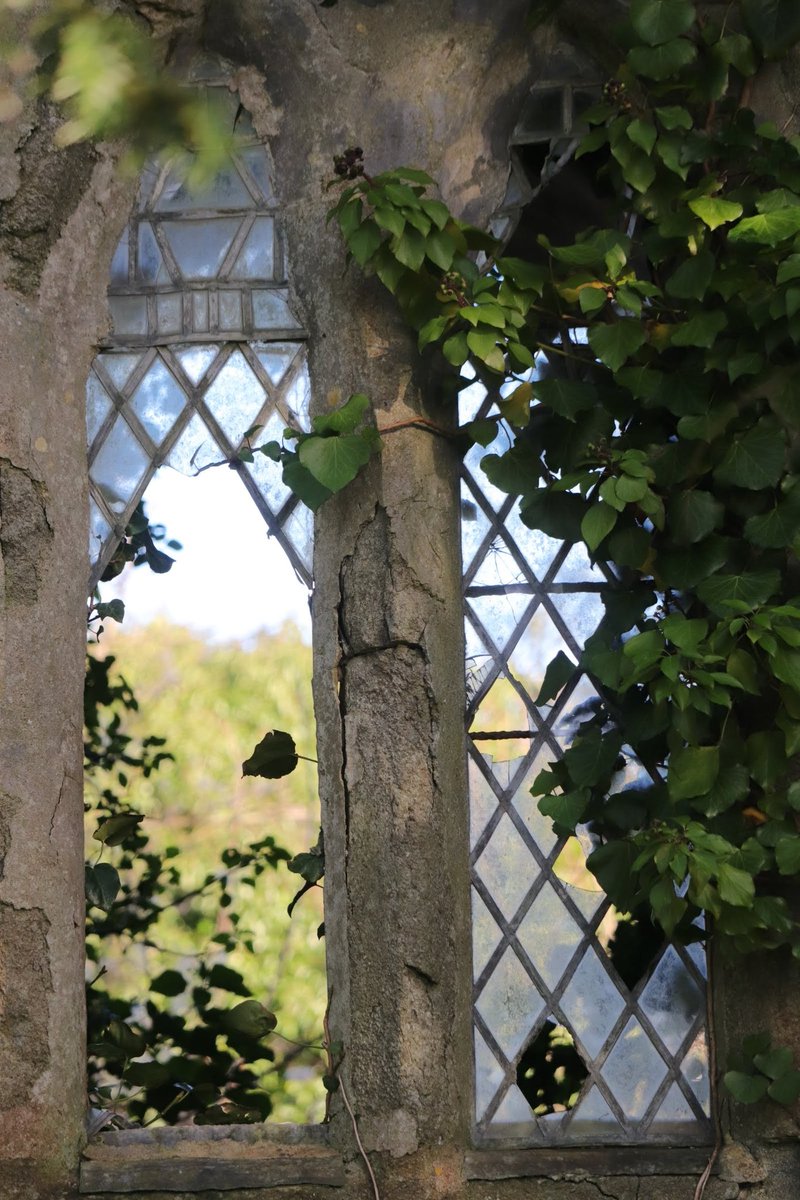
[[88, 71, 312, 592], [464, 82, 711, 1148]]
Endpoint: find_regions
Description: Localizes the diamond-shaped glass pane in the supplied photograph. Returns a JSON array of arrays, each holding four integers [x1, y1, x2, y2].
[[129, 358, 187, 445], [654, 1082, 698, 1123], [202, 351, 266, 445], [476, 948, 544, 1062], [230, 216, 275, 280], [90, 417, 150, 514], [474, 1028, 504, 1121], [472, 889, 504, 981], [600, 1017, 666, 1120], [639, 945, 703, 1054], [516, 881, 584, 992], [173, 345, 219, 386], [86, 373, 112, 445], [559, 948, 624, 1058], [162, 218, 240, 279], [493, 1085, 534, 1126], [569, 1084, 620, 1131], [475, 813, 536, 922]]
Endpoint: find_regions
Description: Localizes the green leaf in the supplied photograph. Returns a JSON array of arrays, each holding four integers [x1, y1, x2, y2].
[[538, 790, 589, 832], [299, 432, 375, 492], [373, 205, 404, 237], [222, 999, 277, 1038], [688, 197, 743, 230], [628, 37, 697, 80], [723, 1070, 770, 1103], [768, 1070, 800, 1105], [313, 393, 370, 435], [669, 745, 720, 801], [520, 490, 585, 542], [282, 456, 332, 512], [443, 332, 469, 366], [741, 0, 800, 59], [392, 227, 426, 271], [532, 379, 595, 420], [465, 418, 498, 447], [703, 763, 751, 816], [729, 207, 800, 247], [481, 445, 539, 495], [586, 840, 641, 907], [588, 321, 646, 372], [581, 502, 618, 552], [697, 570, 780, 614], [627, 118, 657, 154], [775, 835, 800, 875], [665, 251, 715, 300], [671, 310, 727, 348], [744, 489, 800, 547], [421, 198, 449, 229], [150, 969, 187, 997], [93, 813, 144, 847], [714, 420, 786, 490], [630, 0, 695, 45], [242, 729, 298, 779], [668, 490, 723, 544], [348, 219, 382, 267], [418, 315, 449, 351], [497, 381, 533, 428], [566, 733, 622, 788], [534, 650, 575, 704], [649, 876, 687, 937], [107, 1019, 147, 1057], [655, 105, 692, 130], [85, 863, 120, 910], [124, 1061, 170, 1087], [717, 862, 755, 906], [425, 230, 456, 271]]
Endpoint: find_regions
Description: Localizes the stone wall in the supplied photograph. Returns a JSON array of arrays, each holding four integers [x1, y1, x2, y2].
[[0, 2, 798, 1198]]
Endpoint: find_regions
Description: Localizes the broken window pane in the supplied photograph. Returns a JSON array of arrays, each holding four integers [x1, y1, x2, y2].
[[463, 367, 710, 1145]]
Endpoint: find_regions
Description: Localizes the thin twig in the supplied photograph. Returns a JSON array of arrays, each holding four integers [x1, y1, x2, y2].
[[322, 995, 381, 1200], [339, 1077, 381, 1200]]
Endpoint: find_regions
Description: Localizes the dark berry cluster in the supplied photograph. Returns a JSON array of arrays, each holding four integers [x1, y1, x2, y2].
[[603, 78, 632, 112], [334, 147, 365, 179], [438, 269, 468, 307]]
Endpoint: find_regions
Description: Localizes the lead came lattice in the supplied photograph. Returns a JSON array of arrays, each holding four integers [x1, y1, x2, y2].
[[462, 371, 711, 1145]]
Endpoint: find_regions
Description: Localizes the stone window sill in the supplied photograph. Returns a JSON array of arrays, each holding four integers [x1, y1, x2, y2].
[[465, 1145, 716, 1181], [79, 1124, 344, 1193]]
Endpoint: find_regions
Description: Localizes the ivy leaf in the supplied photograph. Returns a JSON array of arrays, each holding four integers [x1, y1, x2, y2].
[[655, 105, 692, 130], [534, 650, 575, 705], [775, 835, 800, 875], [588, 320, 646, 371], [628, 38, 697, 80], [481, 445, 539, 494], [242, 730, 298, 779], [313, 392, 370, 435], [729, 208, 800, 246], [538, 790, 589, 832], [688, 197, 743, 230], [768, 1071, 800, 1105], [532, 379, 596, 420], [723, 1070, 770, 1103], [521, 490, 585, 542], [697, 570, 780, 614], [222, 999, 277, 1038], [668, 745, 720, 801], [443, 332, 469, 366], [93, 813, 144, 846], [741, 0, 800, 59], [348, 219, 382, 267], [627, 117, 657, 154], [392, 227, 426, 270], [418, 315, 449, 350], [282, 456, 332, 512], [668, 490, 723, 544], [425, 230, 456, 271], [586, 840, 641, 908], [566, 732, 623, 788], [497, 382, 533, 428], [671, 310, 727, 347], [714, 420, 786, 490], [581, 501, 618, 552], [85, 863, 120, 910], [665, 250, 715, 299], [743, 489, 800, 547], [299, 432, 375, 492], [718, 862, 755, 906], [630, 0, 695, 46], [649, 876, 687, 937]]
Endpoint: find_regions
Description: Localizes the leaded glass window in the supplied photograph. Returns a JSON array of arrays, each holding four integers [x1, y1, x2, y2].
[[463, 367, 711, 1146], [87, 65, 312, 588]]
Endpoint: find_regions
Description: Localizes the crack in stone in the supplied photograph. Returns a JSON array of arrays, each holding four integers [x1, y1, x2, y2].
[[307, 0, 372, 77]]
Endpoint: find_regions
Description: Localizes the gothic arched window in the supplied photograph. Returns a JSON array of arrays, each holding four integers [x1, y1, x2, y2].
[[87, 63, 312, 590]]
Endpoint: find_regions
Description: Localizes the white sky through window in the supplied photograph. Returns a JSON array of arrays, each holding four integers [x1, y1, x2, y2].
[[101, 465, 312, 643]]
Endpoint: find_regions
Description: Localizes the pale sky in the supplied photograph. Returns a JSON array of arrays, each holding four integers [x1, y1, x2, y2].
[[101, 465, 312, 643]]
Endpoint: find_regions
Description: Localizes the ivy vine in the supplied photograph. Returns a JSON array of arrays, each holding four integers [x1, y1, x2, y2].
[[323, 0, 800, 1106]]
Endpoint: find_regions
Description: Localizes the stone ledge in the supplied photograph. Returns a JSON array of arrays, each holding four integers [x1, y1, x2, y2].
[[79, 1124, 345, 1193], [465, 1146, 716, 1181]]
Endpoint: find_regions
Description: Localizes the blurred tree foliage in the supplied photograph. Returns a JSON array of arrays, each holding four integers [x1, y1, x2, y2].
[[0, 0, 234, 176], [85, 619, 326, 1127]]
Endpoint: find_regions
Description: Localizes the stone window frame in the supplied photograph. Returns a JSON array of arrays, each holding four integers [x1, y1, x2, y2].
[[78, 67, 722, 1198]]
